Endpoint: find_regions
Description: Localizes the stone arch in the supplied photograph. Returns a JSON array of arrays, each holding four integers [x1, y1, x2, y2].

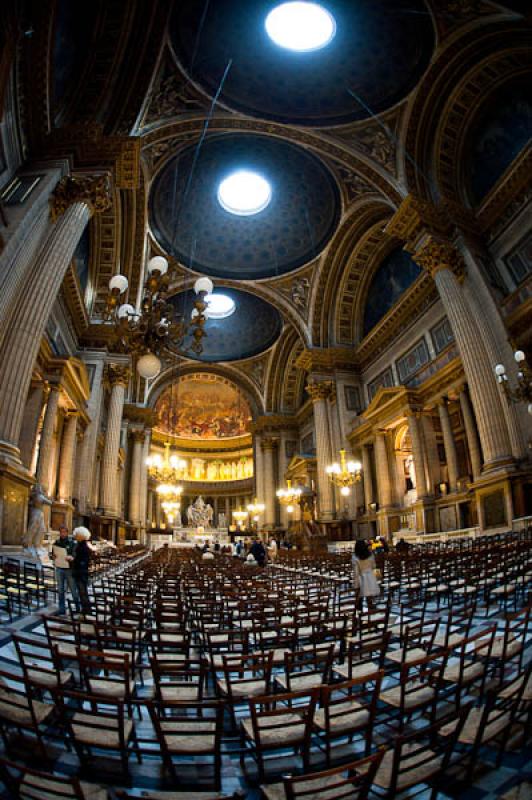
[[264, 326, 306, 414], [401, 18, 532, 201]]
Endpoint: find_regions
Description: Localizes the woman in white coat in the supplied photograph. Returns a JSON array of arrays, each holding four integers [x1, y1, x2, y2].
[[352, 539, 380, 610]]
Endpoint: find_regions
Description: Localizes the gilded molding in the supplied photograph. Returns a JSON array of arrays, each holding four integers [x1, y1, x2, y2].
[[50, 174, 113, 223], [384, 195, 452, 251], [413, 237, 465, 279], [105, 364, 131, 388], [306, 380, 335, 402], [123, 404, 157, 428], [296, 348, 358, 374], [251, 415, 298, 434]]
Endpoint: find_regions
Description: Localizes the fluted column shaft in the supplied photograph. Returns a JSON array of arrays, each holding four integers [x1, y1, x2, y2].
[[361, 444, 375, 511], [77, 358, 105, 514], [459, 386, 482, 480], [36, 385, 61, 493], [254, 434, 264, 511], [438, 400, 459, 492], [18, 383, 46, 469], [58, 412, 79, 502], [128, 430, 144, 526], [0, 203, 91, 458], [139, 430, 151, 539], [407, 413, 429, 497], [374, 433, 392, 508], [100, 372, 127, 516], [277, 431, 291, 528], [262, 438, 277, 528], [307, 382, 335, 520], [431, 266, 512, 467], [421, 415, 441, 494]]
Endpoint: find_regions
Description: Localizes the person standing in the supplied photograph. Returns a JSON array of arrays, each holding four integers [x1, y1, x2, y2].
[[352, 539, 380, 611], [72, 527, 92, 612], [51, 525, 79, 614], [250, 537, 266, 567]]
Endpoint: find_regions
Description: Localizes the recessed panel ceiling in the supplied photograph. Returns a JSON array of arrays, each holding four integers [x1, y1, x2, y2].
[[149, 134, 340, 279], [169, 287, 283, 362], [170, 0, 435, 126]]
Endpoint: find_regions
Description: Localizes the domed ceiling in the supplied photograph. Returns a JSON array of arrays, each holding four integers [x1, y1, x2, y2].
[[149, 134, 340, 279], [170, 0, 435, 126], [154, 374, 252, 440], [168, 287, 283, 362]]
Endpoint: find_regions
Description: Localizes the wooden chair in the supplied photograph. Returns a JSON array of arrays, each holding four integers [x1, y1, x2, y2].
[[0, 756, 108, 799], [372, 706, 470, 799], [260, 749, 385, 800], [489, 606, 530, 685], [334, 631, 390, 683], [379, 650, 448, 733], [150, 655, 206, 704], [385, 620, 438, 667], [442, 625, 496, 706], [240, 688, 319, 781], [216, 651, 274, 727], [13, 633, 75, 692], [148, 700, 224, 790], [275, 644, 334, 693], [0, 668, 56, 759], [315, 671, 383, 764], [76, 648, 138, 715], [42, 614, 80, 667], [54, 689, 142, 775]]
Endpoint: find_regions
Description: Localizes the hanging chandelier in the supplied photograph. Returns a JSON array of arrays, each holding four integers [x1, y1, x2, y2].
[[105, 256, 215, 379], [326, 449, 362, 496], [161, 499, 181, 525], [156, 483, 183, 500], [247, 497, 265, 516], [276, 479, 302, 506], [147, 441, 187, 483], [232, 507, 248, 525]]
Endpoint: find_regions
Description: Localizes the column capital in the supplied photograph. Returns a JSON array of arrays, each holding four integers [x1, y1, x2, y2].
[[385, 195, 451, 249], [412, 237, 465, 279], [306, 380, 335, 403], [130, 428, 145, 444], [261, 436, 278, 452], [106, 364, 131, 388], [50, 173, 113, 222]]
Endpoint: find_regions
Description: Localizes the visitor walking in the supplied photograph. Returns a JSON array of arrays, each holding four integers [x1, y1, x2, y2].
[[51, 525, 79, 614], [72, 527, 92, 612], [352, 539, 380, 611]]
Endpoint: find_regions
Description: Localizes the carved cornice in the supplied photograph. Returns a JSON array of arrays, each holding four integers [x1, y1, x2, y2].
[[385, 195, 453, 252], [50, 174, 113, 223], [296, 348, 358, 374], [62, 264, 89, 337], [251, 415, 298, 435], [123, 404, 157, 428], [306, 380, 335, 402]]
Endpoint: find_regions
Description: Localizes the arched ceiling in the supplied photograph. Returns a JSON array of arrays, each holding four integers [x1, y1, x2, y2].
[[169, 0, 435, 127], [149, 133, 341, 279]]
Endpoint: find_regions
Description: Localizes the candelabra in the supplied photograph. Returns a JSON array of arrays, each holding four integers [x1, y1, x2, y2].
[[247, 497, 265, 515], [276, 479, 302, 506], [232, 507, 248, 527], [146, 441, 187, 483], [105, 256, 215, 379], [494, 350, 532, 415], [326, 449, 362, 496]]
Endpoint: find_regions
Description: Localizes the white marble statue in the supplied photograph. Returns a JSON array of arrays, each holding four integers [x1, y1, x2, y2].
[[22, 483, 51, 557], [186, 496, 214, 528]]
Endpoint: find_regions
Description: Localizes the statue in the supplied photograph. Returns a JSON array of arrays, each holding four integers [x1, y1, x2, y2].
[[23, 484, 51, 556], [186, 496, 214, 528], [207, 461, 218, 481]]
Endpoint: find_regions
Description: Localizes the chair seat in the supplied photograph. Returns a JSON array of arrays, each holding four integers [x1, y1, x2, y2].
[[499, 672, 532, 702], [386, 647, 427, 665], [314, 701, 369, 734], [373, 744, 442, 790], [491, 584, 516, 596], [433, 632, 464, 649], [72, 714, 133, 747], [276, 673, 324, 692], [217, 678, 268, 698], [88, 678, 136, 698], [163, 727, 216, 753], [0, 690, 54, 726], [262, 773, 346, 800], [491, 636, 522, 659], [27, 668, 73, 688], [440, 706, 510, 745], [55, 642, 77, 658], [443, 660, 483, 684], [426, 584, 449, 593], [242, 715, 306, 748], [333, 661, 380, 681], [379, 683, 435, 710], [452, 586, 476, 596], [21, 774, 107, 800], [160, 685, 200, 702]]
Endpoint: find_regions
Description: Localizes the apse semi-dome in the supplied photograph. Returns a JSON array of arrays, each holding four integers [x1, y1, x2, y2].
[[170, 0, 435, 126], [168, 288, 283, 362], [149, 134, 340, 280]]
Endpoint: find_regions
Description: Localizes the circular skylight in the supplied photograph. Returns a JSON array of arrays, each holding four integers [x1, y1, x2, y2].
[[204, 293, 236, 319], [265, 2, 336, 52], [217, 170, 272, 216]]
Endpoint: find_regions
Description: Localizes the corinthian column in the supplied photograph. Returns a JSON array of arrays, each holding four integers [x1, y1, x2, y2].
[[100, 366, 129, 516], [406, 412, 429, 498], [414, 239, 512, 469], [139, 429, 151, 541], [438, 399, 459, 492], [128, 429, 144, 526], [459, 385, 482, 480], [361, 444, 375, 511], [307, 381, 335, 520], [36, 385, 61, 493], [254, 434, 264, 512], [374, 432, 392, 508], [0, 174, 112, 468], [261, 437, 277, 528], [18, 382, 46, 469], [57, 411, 79, 503]]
